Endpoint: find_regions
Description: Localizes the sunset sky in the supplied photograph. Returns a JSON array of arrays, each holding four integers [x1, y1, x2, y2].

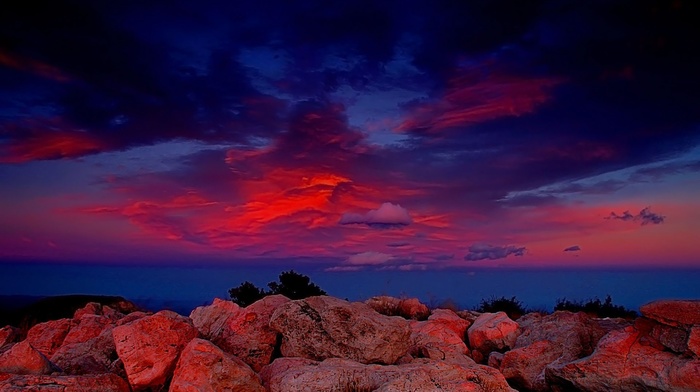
[[2, 0, 699, 271]]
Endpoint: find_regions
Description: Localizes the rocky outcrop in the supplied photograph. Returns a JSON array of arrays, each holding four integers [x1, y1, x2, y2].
[[270, 296, 411, 365], [25, 318, 73, 357], [641, 300, 700, 328], [50, 328, 120, 375], [0, 326, 19, 347], [190, 295, 289, 372], [0, 372, 130, 392], [409, 309, 472, 363], [499, 311, 608, 391], [0, 340, 57, 375], [170, 338, 265, 392], [467, 311, 519, 362], [365, 296, 431, 320], [547, 326, 700, 391], [689, 326, 700, 357], [112, 310, 197, 391], [261, 357, 515, 392]]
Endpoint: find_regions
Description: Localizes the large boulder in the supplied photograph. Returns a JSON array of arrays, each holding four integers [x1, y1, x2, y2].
[[190, 295, 289, 372], [467, 312, 519, 362], [170, 338, 265, 392], [640, 300, 700, 328], [410, 309, 472, 363], [365, 296, 430, 320], [26, 318, 73, 357], [547, 326, 700, 392], [112, 310, 197, 391], [269, 296, 411, 365], [500, 311, 608, 391], [0, 326, 19, 347], [261, 357, 515, 392], [51, 328, 120, 375], [689, 326, 700, 357], [0, 372, 130, 392], [0, 340, 57, 375], [62, 314, 114, 346]]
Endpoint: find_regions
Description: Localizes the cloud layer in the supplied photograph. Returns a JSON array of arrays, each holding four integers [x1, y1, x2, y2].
[[339, 203, 412, 228], [464, 244, 527, 261]]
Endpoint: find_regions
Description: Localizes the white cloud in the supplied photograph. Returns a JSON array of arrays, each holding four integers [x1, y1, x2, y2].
[[347, 251, 395, 265], [339, 202, 412, 228]]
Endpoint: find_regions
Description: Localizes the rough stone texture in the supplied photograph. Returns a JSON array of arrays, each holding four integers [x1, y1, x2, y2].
[[51, 328, 119, 375], [501, 341, 562, 391], [0, 326, 20, 348], [467, 312, 519, 360], [488, 351, 504, 369], [115, 311, 149, 326], [650, 322, 689, 353], [640, 300, 700, 328], [365, 296, 430, 320], [270, 296, 411, 365], [0, 372, 130, 392], [409, 309, 472, 363], [261, 357, 516, 392], [0, 340, 57, 375], [190, 295, 289, 372], [689, 326, 700, 357], [26, 318, 73, 357], [499, 311, 610, 391], [62, 314, 114, 346], [547, 326, 700, 392], [170, 338, 265, 392], [397, 298, 431, 320], [112, 310, 197, 391]]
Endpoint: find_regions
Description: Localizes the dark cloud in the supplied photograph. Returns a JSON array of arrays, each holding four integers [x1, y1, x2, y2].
[[464, 244, 526, 261], [564, 245, 581, 252], [606, 207, 665, 226]]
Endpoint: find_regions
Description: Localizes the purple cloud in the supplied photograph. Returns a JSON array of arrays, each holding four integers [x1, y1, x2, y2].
[[464, 244, 526, 261], [339, 202, 412, 228], [346, 251, 394, 265], [564, 245, 581, 252], [606, 207, 665, 226]]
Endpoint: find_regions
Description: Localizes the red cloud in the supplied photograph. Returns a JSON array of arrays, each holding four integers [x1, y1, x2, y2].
[[0, 50, 71, 83], [1, 130, 106, 163], [397, 67, 562, 134]]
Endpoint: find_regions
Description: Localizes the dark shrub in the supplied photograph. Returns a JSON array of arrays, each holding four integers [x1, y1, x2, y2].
[[229, 270, 326, 306], [476, 296, 526, 320], [555, 295, 637, 319]]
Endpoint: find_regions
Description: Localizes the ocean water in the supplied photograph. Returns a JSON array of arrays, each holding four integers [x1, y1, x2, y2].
[[1, 262, 699, 315]]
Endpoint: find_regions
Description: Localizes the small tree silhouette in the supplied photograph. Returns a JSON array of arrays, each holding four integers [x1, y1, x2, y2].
[[476, 296, 526, 320], [229, 270, 326, 306], [228, 281, 267, 307]]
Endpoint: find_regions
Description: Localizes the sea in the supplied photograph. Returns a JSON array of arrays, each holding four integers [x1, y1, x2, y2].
[[1, 262, 699, 316]]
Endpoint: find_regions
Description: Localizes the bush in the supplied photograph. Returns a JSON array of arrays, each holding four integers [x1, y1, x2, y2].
[[229, 270, 326, 306], [554, 295, 637, 319], [476, 296, 526, 320]]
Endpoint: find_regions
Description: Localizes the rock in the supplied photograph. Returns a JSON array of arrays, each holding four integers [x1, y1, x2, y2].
[[488, 351, 504, 369], [62, 314, 114, 346], [74, 302, 104, 319], [0, 326, 19, 347], [501, 340, 562, 391], [169, 338, 265, 392], [640, 300, 700, 328], [0, 340, 57, 375], [467, 312, 519, 360], [0, 372, 130, 392], [51, 328, 118, 375], [547, 326, 700, 392], [191, 295, 289, 372], [270, 296, 411, 364], [26, 318, 73, 357], [261, 357, 515, 392], [500, 311, 608, 391], [112, 310, 197, 391], [649, 322, 689, 353], [410, 309, 472, 363], [689, 326, 700, 357], [115, 311, 149, 326], [365, 296, 430, 320], [398, 298, 430, 320]]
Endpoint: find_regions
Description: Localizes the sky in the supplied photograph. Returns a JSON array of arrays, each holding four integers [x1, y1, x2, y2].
[[1, 0, 700, 272]]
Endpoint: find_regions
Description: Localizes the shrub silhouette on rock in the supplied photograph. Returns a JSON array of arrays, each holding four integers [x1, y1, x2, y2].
[[229, 270, 326, 307], [554, 295, 637, 319], [476, 296, 526, 320]]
